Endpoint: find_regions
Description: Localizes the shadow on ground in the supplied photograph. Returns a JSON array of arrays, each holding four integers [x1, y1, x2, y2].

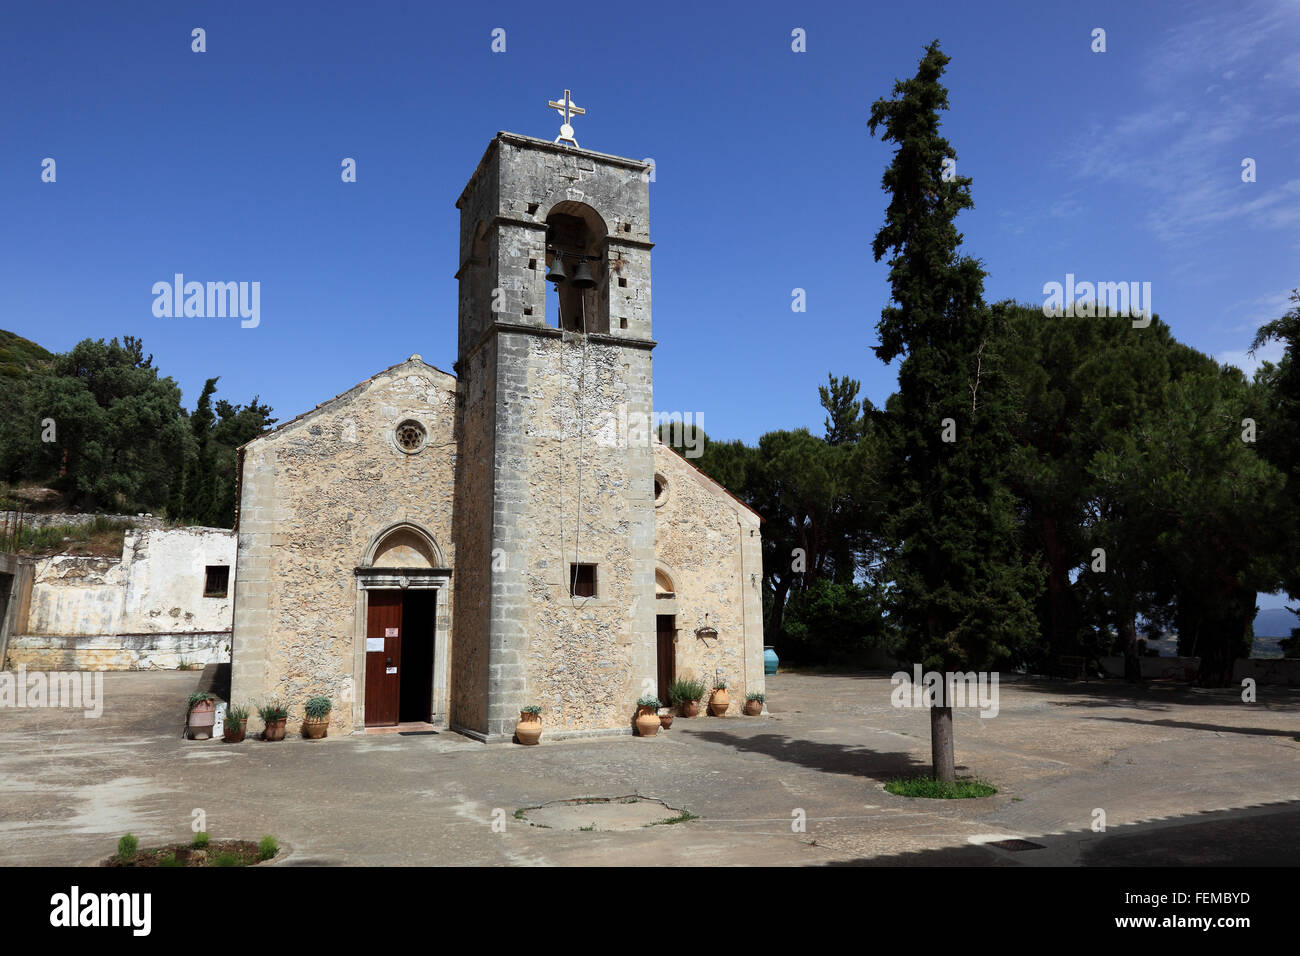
[[1012, 676, 1300, 711], [822, 798, 1300, 866], [688, 728, 928, 781]]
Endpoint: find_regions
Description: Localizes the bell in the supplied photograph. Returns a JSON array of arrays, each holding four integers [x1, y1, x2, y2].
[[570, 258, 597, 289], [545, 255, 567, 284]]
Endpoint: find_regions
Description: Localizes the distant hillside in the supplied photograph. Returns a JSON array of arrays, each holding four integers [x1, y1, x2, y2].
[[0, 329, 53, 379], [1254, 606, 1299, 638]]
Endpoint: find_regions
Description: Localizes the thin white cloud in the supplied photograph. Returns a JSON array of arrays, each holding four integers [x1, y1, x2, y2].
[[1217, 338, 1284, 375], [1068, 0, 1300, 246]]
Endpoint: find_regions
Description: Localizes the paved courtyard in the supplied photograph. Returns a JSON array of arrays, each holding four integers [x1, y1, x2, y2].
[[1, 670, 1297, 866]]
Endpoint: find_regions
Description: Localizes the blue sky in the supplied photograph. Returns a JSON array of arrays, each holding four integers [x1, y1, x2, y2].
[[2, 1, 1297, 597]]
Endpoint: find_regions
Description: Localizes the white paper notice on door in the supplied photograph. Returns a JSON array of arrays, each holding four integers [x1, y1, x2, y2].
[[386, 666, 397, 674], [366, 637, 384, 652]]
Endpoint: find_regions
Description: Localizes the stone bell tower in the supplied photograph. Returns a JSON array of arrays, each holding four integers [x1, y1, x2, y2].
[[450, 125, 658, 741]]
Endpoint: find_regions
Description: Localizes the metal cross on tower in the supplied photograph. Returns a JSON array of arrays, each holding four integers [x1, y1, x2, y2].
[[548, 89, 586, 148]]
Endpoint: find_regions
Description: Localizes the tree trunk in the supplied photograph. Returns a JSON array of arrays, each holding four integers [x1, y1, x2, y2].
[[930, 705, 955, 782], [1120, 616, 1141, 683], [1040, 514, 1073, 655], [769, 577, 790, 642]]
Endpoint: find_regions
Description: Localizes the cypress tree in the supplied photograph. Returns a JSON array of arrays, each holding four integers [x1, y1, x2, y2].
[[869, 41, 1041, 780]]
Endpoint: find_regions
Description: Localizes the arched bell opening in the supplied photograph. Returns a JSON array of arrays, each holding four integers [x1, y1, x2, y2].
[[544, 201, 610, 334]]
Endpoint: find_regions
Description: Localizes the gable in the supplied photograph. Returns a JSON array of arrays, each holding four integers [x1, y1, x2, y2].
[[653, 439, 761, 525], [240, 355, 456, 451]]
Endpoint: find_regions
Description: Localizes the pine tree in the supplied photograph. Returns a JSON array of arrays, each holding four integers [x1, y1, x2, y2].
[[868, 41, 1041, 781]]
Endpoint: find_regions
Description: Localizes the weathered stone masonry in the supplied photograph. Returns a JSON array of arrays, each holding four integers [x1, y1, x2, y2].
[[231, 131, 764, 739]]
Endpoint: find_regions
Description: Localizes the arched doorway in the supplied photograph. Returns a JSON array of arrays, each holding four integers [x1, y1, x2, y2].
[[655, 565, 678, 705], [353, 522, 452, 729]]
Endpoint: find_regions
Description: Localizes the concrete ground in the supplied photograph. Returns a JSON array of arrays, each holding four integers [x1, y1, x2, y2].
[[1, 670, 1297, 866]]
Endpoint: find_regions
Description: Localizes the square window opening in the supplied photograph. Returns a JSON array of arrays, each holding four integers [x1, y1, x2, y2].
[[569, 563, 597, 598], [204, 565, 230, 598]]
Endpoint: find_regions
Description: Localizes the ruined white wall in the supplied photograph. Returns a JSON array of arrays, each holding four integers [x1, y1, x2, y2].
[[22, 527, 235, 637], [120, 527, 235, 633], [26, 556, 128, 636]]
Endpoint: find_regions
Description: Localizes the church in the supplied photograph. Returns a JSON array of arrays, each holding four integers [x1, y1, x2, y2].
[[228, 119, 765, 741]]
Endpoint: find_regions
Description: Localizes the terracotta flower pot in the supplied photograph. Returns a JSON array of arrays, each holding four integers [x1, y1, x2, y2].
[[187, 699, 216, 739], [302, 717, 329, 740], [659, 713, 674, 730], [515, 712, 542, 746], [709, 689, 730, 716], [681, 700, 700, 718], [263, 717, 286, 741], [223, 719, 246, 743], [743, 699, 763, 716], [635, 706, 660, 737]]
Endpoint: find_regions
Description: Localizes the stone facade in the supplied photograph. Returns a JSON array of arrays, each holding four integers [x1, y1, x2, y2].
[[229, 360, 458, 735], [652, 442, 764, 707], [230, 131, 763, 739]]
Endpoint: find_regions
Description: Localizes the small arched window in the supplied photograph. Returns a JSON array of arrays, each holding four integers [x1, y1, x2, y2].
[[653, 472, 669, 507]]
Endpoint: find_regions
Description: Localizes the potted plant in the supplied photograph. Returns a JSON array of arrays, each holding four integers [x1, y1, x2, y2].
[[659, 707, 674, 730], [223, 703, 249, 742], [635, 695, 661, 736], [708, 680, 730, 717], [744, 691, 765, 716], [258, 700, 289, 741], [516, 704, 543, 745], [186, 692, 216, 739], [670, 677, 706, 718], [302, 696, 331, 739]]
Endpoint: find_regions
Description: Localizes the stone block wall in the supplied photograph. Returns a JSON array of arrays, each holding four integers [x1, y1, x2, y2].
[[450, 341, 495, 735], [484, 332, 657, 738], [230, 359, 457, 735], [653, 442, 765, 711]]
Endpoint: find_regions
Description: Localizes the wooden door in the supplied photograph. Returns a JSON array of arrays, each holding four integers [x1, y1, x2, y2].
[[656, 615, 676, 705], [365, 591, 402, 726]]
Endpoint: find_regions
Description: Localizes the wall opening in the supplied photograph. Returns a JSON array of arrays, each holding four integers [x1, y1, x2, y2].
[[545, 202, 609, 334], [569, 563, 597, 598], [203, 565, 229, 598]]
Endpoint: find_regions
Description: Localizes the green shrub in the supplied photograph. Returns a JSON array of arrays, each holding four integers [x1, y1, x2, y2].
[[214, 852, 242, 867], [303, 696, 332, 720], [636, 694, 661, 709], [745, 691, 766, 703], [257, 700, 289, 722], [18, 516, 134, 553], [158, 853, 181, 867], [116, 833, 138, 861], [187, 691, 215, 714], [713, 679, 728, 691], [520, 704, 541, 715], [257, 835, 278, 861], [668, 678, 706, 705], [226, 703, 249, 724], [192, 831, 210, 848], [780, 578, 896, 666]]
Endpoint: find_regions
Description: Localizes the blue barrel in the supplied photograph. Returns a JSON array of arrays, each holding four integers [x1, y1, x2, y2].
[[763, 646, 779, 675]]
